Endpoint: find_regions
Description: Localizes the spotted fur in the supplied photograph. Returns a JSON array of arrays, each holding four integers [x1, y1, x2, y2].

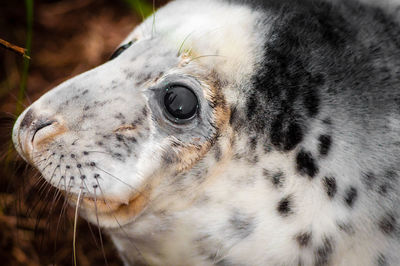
[[12, 0, 400, 265]]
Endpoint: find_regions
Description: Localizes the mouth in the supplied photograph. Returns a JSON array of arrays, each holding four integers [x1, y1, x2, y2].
[[67, 187, 150, 227]]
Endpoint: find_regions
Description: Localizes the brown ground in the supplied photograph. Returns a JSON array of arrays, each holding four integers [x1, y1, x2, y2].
[[0, 1, 167, 265]]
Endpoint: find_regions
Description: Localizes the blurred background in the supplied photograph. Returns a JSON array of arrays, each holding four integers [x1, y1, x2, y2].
[[0, 0, 168, 265]]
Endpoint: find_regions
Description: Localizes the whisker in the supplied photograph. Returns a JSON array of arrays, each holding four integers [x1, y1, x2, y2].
[[177, 31, 195, 56], [4, 111, 18, 119], [94, 187, 109, 266], [8, 92, 28, 109], [85, 219, 101, 249], [73, 188, 83, 266], [78, 177, 104, 252], [96, 181, 149, 265], [93, 165, 137, 192], [189, 54, 225, 63], [25, 177, 47, 218], [54, 177, 73, 258], [151, 0, 156, 38], [44, 173, 64, 234]]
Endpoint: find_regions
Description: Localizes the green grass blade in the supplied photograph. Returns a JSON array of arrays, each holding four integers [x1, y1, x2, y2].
[[123, 0, 154, 18], [15, 0, 33, 116], [5, 0, 34, 167]]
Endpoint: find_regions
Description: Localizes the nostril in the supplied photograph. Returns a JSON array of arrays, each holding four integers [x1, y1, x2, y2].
[[20, 108, 35, 129], [32, 120, 56, 142]]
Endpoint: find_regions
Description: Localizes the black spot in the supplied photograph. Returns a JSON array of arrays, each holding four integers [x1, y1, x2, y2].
[[83, 151, 89, 155], [344, 186, 357, 207], [94, 174, 100, 178], [229, 106, 238, 126], [71, 154, 76, 158], [362, 171, 376, 190], [49, 162, 53, 165], [322, 118, 332, 125], [97, 141, 103, 146], [270, 119, 304, 151], [60, 154, 64, 158], [303, 87, 320, 117], [61, 176, 64, 179], [77, 164, 82, 168], [116, 134, 124, 142], [248, 154, 259, 164], [322, 176, 337, 198], [133, 116, 144, 126], [271, 171, 285, 188], [262, 169, 270, 176], [115, 112, 125, 120], [336, 221, 355, 235], [285, 122, 304, 151], [80, 175, 86, 180], [277, 195, 293, 216], [128, 137, 137, 143], [264, 141, 272, 153], [162, 151, 178, 164], [296, 149, 319, 178], [377, 254, 388, 266], [378, 183, 389, 195], [379, 213, 396, 235], [249, 136, 258, 151], [229, 210, 255, 239], [142, 107, 148, 116], [70, 176, 75, 180], [296, 231, 312, 247], [93, 184, 98, 189], [314, 237, 334, 266], [337, 221, 355, 235], [90, 162, 96, 167], [384, 170, 397, 180], [20, 108, 34, 129], [214, 145, 222, 162], [318, 135, 332, 157], [66, 165, 70, 169]]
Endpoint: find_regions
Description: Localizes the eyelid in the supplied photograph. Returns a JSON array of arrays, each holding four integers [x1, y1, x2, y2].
[[109, 40, 134, 60]]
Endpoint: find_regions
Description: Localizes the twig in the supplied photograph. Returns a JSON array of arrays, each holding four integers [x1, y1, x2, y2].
[[0, 38, 31, 59]]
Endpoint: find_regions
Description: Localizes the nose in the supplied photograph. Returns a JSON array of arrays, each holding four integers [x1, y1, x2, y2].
[[31, 119, 56, 142], [13, 108, 66, 161]]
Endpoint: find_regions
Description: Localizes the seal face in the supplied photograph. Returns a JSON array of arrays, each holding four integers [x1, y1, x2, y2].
[[12, 0, 400, 265]]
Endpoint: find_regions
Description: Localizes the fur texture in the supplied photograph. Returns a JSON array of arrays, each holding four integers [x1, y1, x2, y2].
[[12, 0, 400, 265]]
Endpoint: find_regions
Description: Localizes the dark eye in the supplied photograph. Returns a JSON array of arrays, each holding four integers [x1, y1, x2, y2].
[[163, 85, 198, 121], [109, 41, 133, 60]]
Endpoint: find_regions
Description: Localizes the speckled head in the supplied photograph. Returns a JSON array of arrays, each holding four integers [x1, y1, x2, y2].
[[12, 0, 264, 227]]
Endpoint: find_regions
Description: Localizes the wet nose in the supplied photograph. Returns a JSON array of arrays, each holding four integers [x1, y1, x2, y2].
[[14, 108, 66, 160], [31, 119, 56, 143], [19, 109, 56, 143]]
